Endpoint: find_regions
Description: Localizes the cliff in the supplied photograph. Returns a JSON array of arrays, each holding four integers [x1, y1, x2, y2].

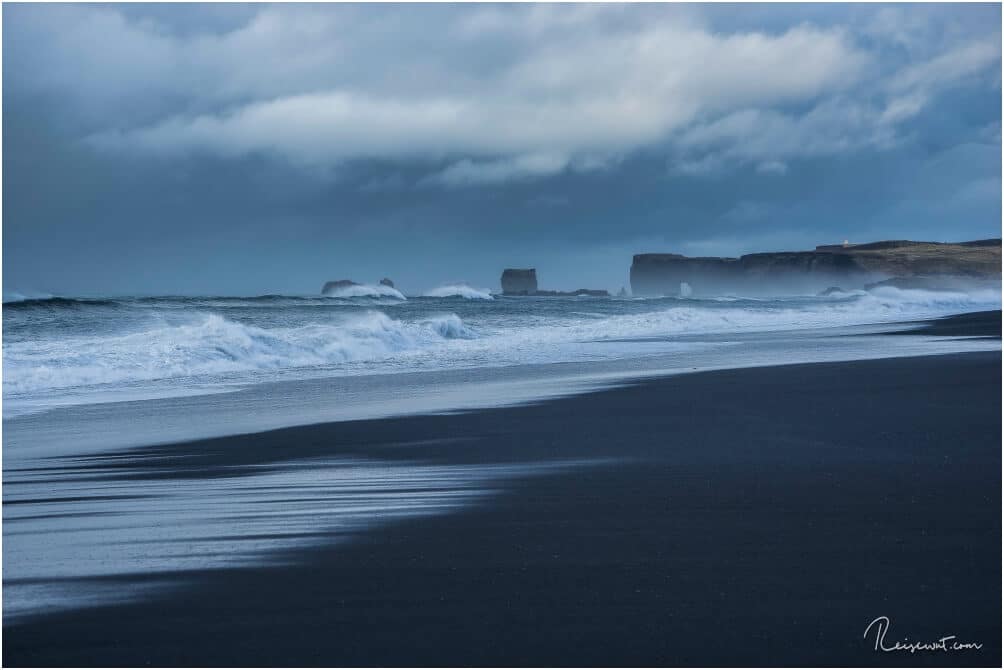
[[818, 240, 1002, 278], [631, 239, 1001, 296]]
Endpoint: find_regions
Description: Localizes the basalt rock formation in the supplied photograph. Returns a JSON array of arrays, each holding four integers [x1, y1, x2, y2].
[[817, 239, 1002, 278], [500, 269, 609, 296], [631, 239, 1001, 296], [501, 269, 538, 295]]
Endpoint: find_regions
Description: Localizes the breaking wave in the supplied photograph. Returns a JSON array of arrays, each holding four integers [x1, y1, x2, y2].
[[423, 285, 495, 300], [3, 285, 998, 404], [573, 286, 1002, 339], [322, 283, 406, 300], [3, 311, 474, 395]]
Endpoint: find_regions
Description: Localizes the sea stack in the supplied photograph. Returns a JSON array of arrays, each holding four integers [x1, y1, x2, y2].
[[501, 269, 538, 295]]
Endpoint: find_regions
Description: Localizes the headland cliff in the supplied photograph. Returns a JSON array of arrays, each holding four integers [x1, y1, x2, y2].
[[630, 239, 1001, 296]]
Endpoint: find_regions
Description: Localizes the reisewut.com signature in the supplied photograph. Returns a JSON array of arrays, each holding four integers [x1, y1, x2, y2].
[[864, 616, 983, 653]]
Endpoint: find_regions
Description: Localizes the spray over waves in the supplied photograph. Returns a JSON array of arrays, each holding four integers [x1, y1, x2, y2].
[[421, 313, 479, 339], [3, 286, 998, 406], [423, 285, 495, 300], [3, 290, 58, 304], [322, 283, 406, 300], [3, 311, 475, 395], [583, 286, 1002, 339]]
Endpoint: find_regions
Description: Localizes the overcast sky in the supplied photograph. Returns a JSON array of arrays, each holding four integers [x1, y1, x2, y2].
[[3, 3, 1001, 296]]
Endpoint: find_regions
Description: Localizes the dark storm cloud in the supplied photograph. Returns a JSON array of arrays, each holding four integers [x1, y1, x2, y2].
[[2, 3, 1001, 296]]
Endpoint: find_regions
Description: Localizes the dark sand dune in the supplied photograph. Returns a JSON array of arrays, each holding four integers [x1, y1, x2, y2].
[[4, 352, 1001, 667]]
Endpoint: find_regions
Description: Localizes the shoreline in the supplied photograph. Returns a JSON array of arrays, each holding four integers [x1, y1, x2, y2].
[[5, 310, 1000, 457], [4, 351, 1001, 666], [882, 309, 1002, 337]]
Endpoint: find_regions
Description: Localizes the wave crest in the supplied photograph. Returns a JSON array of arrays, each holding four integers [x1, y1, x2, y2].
[[422, 314, 478, 339], [423, 285, 494, 300], [4, 285, 998, 402], [3, 311, 475, 395], [322, 283, 406, 300]]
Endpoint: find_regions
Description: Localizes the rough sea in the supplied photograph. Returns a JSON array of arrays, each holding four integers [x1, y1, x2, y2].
[[3, 281, 1001, 622], [4, 282, 1001, 430]]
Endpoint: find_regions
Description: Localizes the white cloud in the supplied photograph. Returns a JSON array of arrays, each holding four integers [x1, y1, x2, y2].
[[878, 94, 927, 125], [671, 98, 905, 172], [891, 40, 1001, 94], [664, 26, 1000, 175], [8, 4, 1000, 184], [73, 6, 869, 175]]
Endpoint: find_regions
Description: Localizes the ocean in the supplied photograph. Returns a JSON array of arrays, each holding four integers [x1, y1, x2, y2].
[[3, 283, 1001, 623], [4, 283, 1001, 432]]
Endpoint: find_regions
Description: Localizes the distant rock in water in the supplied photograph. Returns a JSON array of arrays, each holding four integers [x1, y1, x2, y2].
[[631, 239, 1002, 297], [321, 279, 359, 294], [320, 279, 405, 299], [819, 286, 845, 296], [501, 269, 538, 295], [500, 268, 608, 296], [379, 278, 395, 288]]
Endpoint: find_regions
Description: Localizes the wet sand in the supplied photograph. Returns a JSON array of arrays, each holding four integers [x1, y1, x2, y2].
[[3, 350, 1001, 666], [886, 309, 1001, 337]]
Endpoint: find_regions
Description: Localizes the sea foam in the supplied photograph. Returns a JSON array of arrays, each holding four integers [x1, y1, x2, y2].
[[3, 286, 999, 404], [423, 285, 495, 300], [2, 311, 474, 395], [322, 283, 407, 300]]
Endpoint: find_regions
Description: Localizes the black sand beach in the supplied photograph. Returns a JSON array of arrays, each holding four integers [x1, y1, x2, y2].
[[4, 350, 1001, 667], [887, 309, 1002, 338]]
